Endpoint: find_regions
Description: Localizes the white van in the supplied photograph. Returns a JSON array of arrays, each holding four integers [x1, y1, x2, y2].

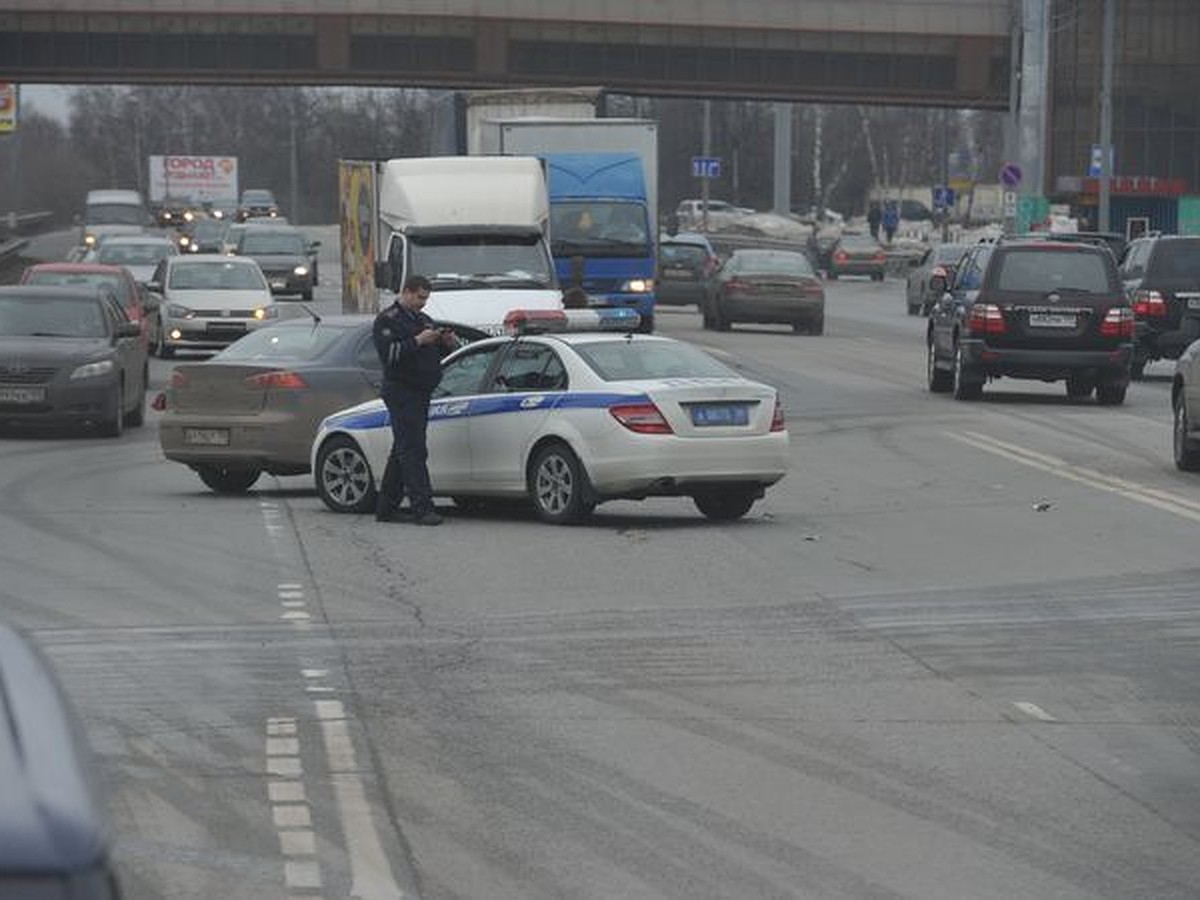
[[82, 189, 150, 251]]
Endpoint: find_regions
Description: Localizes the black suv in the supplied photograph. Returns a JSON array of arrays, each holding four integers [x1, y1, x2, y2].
[[1118, 235, 1200, 378], [926, 239, 1134, 404]]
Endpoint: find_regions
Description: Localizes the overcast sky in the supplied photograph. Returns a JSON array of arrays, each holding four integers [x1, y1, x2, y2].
[[18, 84, 74, 123]]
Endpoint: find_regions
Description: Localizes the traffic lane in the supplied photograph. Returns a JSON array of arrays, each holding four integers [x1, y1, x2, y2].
[[0, 421, 342, 897]]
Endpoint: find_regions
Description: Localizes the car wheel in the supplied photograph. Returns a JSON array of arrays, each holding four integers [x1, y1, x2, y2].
[[100, 382, 124, 438], [196, 464, 261, 495], [1065, 375, 1094, 400], [907, 303, 920, 316], [125, 376, 147, 427], [529, 442, 594, 525], [315, 435, 376, 513], [927, 339, 953, 393], [713, 301, 731, 332], [451, 496, 489, 513], [952, 342, 982, 400], [872, 272, 884, 282], [1096, 382, 1127, 406], [827, 271, 838, 280], [693, 489, 757, 521], [302, 288, 314, 302], [638, 313, 654, 334], [1173, 394, 1200, 471], [1130, 358, 1147, 381], [154, 326, 174, 359]]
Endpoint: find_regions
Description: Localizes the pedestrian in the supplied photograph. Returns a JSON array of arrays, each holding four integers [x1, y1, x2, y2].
[[882, 202, 899, 245], [372, 275, 458, 526], [867, 203, 882, 241]]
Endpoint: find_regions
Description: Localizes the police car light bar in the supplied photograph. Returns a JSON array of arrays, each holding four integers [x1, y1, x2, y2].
[[504, 307, 642, 335]]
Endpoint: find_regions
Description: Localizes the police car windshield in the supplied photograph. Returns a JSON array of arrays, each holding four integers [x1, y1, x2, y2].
[[573, 340, 735, 382]]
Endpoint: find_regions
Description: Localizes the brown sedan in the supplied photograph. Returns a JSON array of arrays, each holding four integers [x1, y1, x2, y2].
[[703, 248, 825, 334]]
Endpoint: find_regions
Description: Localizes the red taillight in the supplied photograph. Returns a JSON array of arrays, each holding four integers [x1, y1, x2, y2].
[[1131, 289, 1167, 318], [967, 303, 1007, 335], [802, 280, 823, 296], [770, 398, 786, 432], [151, 392, 167, 411], [834, 250, 849, 263], [245, 371, 308, 389], [725, 278, 756, 294], [1100, 307, 1135, 338], [609, 402, 673, 434], [873, 253, 887, 263]]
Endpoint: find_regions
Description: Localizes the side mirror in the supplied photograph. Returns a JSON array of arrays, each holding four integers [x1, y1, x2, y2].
[[309, 240, 321, 250], [116, 322, 142, 339], [374, 261, 390, 291], [928, 273, 947, 294], [145, 280, 163, 294]]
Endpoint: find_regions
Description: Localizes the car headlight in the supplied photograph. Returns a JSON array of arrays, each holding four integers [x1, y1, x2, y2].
[[621, 278, 654, 293], [212, 209, 223, 219], [84, 234, 97, 246], [167, 303, 194, 318], [70, 359, 115, 379], [293, 265, 309, 277], [183, 211, 194, 222], [254, 306, 278, 320]]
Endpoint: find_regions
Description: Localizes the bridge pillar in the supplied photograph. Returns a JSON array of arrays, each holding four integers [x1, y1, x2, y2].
[[316, 16, 350, 72]]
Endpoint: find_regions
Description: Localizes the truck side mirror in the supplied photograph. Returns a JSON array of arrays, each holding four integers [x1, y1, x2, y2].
[[374, 261, 391, 291]]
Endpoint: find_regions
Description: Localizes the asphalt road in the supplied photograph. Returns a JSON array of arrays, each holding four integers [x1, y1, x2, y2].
[[3, 235, 1200, 899]]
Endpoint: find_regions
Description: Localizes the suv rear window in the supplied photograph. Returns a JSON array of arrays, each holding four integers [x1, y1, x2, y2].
[[1150, 240, 1200, 280], [661, 244, 707, 267], [995, 250, 1112, 294]]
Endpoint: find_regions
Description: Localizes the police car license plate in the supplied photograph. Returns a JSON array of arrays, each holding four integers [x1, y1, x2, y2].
[[1028, 312, 1075, 328], [690, 403, 750, 427], [0, 386, 44, 404], [184, 428, 230, 446]]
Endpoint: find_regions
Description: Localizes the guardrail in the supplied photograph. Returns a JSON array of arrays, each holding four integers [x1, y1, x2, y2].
[[0, 210, 54, 236]]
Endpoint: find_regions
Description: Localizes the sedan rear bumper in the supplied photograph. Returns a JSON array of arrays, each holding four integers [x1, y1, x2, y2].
[[160, 410, 313, 471], [962, 339, 1133, 382], [724, 295, 822, 325]]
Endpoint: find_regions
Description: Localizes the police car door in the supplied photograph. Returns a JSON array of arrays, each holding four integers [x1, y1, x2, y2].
[[470, 341, 567, 490], [428, 343, 505, 492]]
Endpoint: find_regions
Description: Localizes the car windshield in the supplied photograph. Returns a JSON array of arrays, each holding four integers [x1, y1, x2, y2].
[[550, 202, 650, 255], [841, 235, 880, 251], [169, 262, 266, 290], [216, 324, 343, 361], [573, 339, 736, 381], [732, 252, 815, 276], [996, 250, 1112, 293], [1152, 241, 1200, 280], [934, 245, 968, 263], [85, 203, 145, 225], [190, 220, 227, 240], [0, 295, 107, 337], [242, 191, 275, 205], [240, 232, 308, 255], [25, 271, 124, 296], [98, 244, 171, 266], [411, 234, 553, 289]]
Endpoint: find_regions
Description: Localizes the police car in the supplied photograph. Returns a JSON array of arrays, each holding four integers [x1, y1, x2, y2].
[[311, 308, 789, 523]]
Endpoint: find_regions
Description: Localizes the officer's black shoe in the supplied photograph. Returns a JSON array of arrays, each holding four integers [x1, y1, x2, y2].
[[375, 504, 412, 523], [411, 510, 443, 526]]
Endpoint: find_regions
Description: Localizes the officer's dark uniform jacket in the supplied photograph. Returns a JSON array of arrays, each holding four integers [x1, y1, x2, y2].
[[372, 300, 443, 391]]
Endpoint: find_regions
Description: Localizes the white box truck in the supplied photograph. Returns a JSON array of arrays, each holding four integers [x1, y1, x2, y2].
[[338, 156, 561, 333]]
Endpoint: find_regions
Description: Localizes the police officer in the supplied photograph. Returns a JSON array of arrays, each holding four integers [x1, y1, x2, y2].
[[372, 275, 458, 525]]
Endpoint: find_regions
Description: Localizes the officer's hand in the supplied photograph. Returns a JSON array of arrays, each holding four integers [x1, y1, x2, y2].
[[415, 327, 440, 346]]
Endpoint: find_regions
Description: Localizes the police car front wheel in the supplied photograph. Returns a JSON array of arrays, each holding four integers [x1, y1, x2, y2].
[[529, 443, 595, 525], [316, 436, 377, 514]]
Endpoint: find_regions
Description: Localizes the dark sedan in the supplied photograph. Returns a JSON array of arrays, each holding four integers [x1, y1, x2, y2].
[[703, 248, 825, 334], [236, 227, 317, 300], [905, 243, 967, 315], [0, 286, 148, 436], [828, 233, 887, 281], [657, 232, 719, 306], [158, 315, 485, 494]]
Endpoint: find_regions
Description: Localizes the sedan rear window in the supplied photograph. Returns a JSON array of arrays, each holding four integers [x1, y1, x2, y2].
[[215, 324, 344, 361], [995, 250, 1113, 293], [660, 244, 708, 266], [573, 340, 735, 381]]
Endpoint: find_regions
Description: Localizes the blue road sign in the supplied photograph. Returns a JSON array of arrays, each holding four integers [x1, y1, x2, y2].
[[691, 156, 722, 179], [932, 185, 956, 210], [1000, 162, 1023, 188], [1089, 144, 1105, 177]]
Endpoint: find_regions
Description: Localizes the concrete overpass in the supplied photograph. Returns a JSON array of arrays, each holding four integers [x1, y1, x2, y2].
[[0, 1, 1012, 108]]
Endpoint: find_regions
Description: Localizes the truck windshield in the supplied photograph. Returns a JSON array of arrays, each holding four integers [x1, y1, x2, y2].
[[410, 234, 554, 290], [550, 202, 650, 257], [85, 204, 146, 226]]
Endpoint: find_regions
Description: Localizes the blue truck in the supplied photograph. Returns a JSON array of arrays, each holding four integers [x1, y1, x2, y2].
[[544, 152, 656, 331]]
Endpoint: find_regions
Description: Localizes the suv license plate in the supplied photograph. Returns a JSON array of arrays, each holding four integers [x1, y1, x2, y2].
[[184, 428, 230, 446], [1028, 312, 1075, 328], [1187, 298, 1200, 310]]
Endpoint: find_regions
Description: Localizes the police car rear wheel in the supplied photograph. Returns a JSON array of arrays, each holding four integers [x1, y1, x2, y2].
[[316, 436, 376, 514], [529, 443, 594, 525], [693, 489, 756, 521]]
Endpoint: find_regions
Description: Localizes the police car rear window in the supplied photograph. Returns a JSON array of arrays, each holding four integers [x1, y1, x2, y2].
[[573, 341, 735, 382]]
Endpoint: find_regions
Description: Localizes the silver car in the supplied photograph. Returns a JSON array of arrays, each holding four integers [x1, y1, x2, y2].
[[146, 254, 278, 358], [93, 233, 179, 285]]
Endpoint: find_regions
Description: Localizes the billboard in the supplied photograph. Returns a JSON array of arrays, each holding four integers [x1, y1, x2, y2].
[[339, 160, 379, 314], [148, 155, 238, 205], [0, 83, 17, 134]]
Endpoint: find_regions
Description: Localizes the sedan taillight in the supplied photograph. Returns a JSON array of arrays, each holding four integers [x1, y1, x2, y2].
[[245, 371, 308, 389], [1100, 307, 1135, 338], [609, 402, 673, 434], [967, 303, 1007, 335], [725, 278, 756, 294]]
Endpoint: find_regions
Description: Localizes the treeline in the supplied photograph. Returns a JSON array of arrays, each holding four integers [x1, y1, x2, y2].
[[1, 85, 1001, 226]]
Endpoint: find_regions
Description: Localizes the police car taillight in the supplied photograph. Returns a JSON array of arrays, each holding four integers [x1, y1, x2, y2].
[[770, 398, 786, 432], [505, 307, 642, 335], [609, 402, 673, 434]]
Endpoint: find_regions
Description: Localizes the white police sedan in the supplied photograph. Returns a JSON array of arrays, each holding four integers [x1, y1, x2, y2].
[[311, 309, 789, 523]]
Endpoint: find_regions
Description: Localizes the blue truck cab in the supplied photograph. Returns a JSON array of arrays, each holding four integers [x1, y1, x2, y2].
[[545, 153, 656, 332]]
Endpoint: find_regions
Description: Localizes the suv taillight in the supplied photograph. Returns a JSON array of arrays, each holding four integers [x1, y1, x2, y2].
[[1131, 289, 1168, 317], [1100, 307, 1135, 338], [967, 303, 1007, 335]]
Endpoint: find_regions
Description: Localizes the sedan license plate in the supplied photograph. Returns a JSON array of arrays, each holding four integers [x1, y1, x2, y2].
[[1028, 312, 1075, 328], [183, 428, 230, 446], [0, 386, 45, 404], [1188, 298, 1200, 310], [662, 267, 694, 280], [690, 403, 750, 427]]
